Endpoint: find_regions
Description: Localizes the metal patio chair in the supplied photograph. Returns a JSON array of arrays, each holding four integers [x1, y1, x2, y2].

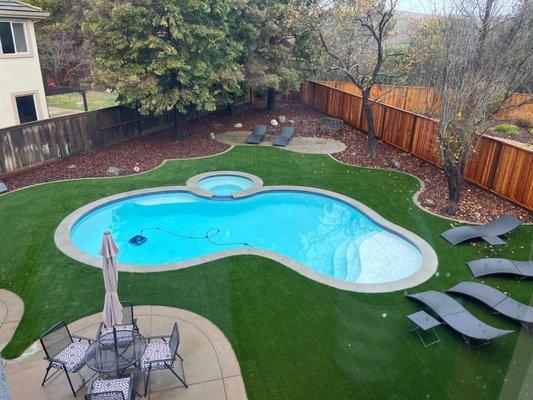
[[141, 322, 188, 396], [40, 321, 95, 397], [85, 373, 135, 400], [96, 301, 138, 347]]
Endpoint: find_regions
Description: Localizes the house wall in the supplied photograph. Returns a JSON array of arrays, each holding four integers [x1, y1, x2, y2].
[[0, 19, 48, 129]]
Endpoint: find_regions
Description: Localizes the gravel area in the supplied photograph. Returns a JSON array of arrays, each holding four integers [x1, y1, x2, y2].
[[1, 102, 531, 223]]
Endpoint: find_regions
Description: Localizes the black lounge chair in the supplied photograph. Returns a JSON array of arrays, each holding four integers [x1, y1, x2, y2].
[[447, 282, 533, 333], [273, 126, 294, 147], [246, 124, 267, 144], [406, 290, 514, 349], [467, 258, 533, 279], [440, 214, 522, 246]]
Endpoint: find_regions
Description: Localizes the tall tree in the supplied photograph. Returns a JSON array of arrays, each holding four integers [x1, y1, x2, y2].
[[315, 0, 401, 158], [409, 0, 532, 201], [241, 0, 319, 110], [83, 0, 244, 139], [27, 0, 89, 86]]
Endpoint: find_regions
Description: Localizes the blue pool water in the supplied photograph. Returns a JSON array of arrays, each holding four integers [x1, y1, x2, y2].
[[198, 175, 254, 196], [71, 191, 422, 284]]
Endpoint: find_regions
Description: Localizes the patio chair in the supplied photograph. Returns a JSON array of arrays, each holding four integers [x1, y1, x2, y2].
[[246, 124, 267, 144], [96, 301, 138, 347], [447, 282, 533, 333], [440, 214, 522, 246], [141, 322, 188, 396], [467, 258, 533, 278], [40, 321, 95, 397], [273, 125, 294, 147], [85, 373, 135, 400], [406, 291, 514, 349]]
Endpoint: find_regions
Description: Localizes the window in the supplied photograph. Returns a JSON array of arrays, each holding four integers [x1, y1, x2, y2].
[[0, 21, 28, 55], [15, 94, 38, 124]]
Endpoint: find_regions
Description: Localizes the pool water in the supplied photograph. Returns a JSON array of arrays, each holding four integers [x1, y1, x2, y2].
[[71, 191, 422, 284], [198, 175, 254, 196]]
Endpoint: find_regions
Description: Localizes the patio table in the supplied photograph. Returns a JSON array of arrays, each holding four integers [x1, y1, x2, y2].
[[86, 330, 147, 377]]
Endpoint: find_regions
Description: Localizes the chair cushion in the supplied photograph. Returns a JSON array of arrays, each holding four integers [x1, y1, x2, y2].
[[99, 325, 134, 347], [90, 377, 131, 400], [140, 342, 173, 371], [50, 341, 90, 372]]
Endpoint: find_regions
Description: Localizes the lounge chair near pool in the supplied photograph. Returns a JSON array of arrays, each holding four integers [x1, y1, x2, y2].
[[467, 258, 533, 279], [273, 125, 294, 147], [440, 214, 522, 246], [246, 124, 267, 144], [447, 282, 533, 333], [406, 290, 514, 349]]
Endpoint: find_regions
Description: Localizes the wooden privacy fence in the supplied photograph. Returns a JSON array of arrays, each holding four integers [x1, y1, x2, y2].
[[0, 106, 173, 176], [300, 80, 533, 210], [314, 81, 533, 124]]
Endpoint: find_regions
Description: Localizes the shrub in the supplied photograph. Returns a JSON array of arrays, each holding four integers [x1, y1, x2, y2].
[[529, 128, 533, 136], [492, 123, 519, 135]]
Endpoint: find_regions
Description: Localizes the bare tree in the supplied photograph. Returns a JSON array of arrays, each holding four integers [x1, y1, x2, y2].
[[416, 0, 531, 202], [315, 0, 401, 158]]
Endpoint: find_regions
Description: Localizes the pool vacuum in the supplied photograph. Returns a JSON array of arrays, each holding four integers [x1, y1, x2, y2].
[[129, 235, 147, 246]]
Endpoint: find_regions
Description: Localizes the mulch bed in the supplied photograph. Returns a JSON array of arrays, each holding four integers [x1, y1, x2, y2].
[[1, 102, 531, 224]]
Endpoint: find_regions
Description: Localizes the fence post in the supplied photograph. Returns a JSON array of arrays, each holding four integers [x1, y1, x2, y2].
[[408, 117, 418, 154]]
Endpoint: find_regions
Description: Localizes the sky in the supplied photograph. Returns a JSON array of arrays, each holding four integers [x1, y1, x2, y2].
[[396, 0, 438, 13]]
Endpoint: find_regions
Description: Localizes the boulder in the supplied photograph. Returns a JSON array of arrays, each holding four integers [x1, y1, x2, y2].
[[423, 198, 436, 207], [443, 203, 458, 216], [209, 132, 216, 140], [233, 122, 243, 129], [270, 119, 279, 126], [106, 166, 124, 177], [278, 115, 287, 123], [67, 164, 77, 169], [0, 182, 7, 193], [287, 119, 295, 126], [390, 159, 400, 169]]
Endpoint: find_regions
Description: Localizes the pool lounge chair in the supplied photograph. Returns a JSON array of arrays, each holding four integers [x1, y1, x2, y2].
[[447, 282, 533, 333], [273, 126, 294, 147], [440, 214, 522, 246], [467, 258, 533, 278], [406, 290, 513, 349], [246, 124, 267, 144]]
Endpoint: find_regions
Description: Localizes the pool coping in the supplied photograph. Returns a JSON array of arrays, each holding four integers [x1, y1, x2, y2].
[[54, 172, 438, 293]]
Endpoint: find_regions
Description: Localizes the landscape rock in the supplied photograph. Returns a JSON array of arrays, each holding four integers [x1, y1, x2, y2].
[[233, 123, 243, 128], [287, 119, 295, 126], [390, 159, 400, 169], [67, 164, 77, 169], [278, 115, 287, 123], [209, 132, 216, 140], [270, 119, 279, 126], [0, 182, 6, 193], [423, 198, 436, 207], [106, 166, 124, 177], [443, 203, 459, 216]]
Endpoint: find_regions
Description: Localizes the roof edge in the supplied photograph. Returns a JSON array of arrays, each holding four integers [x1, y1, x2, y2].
[[0, 10, 49, 19]]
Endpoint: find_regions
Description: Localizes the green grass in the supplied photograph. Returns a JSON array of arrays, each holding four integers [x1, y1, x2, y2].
[[492, 123, 519, 135], [46, 90, 117, 111], [0, 146, 531, 399]]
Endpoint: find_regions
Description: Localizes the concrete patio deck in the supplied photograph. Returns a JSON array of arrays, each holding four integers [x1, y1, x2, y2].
[[0, 290, 246, 400], [215, 131, 346, 154]]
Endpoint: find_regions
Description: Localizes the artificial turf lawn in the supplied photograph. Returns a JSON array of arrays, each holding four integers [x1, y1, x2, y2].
[[0, 146, 531, 400]]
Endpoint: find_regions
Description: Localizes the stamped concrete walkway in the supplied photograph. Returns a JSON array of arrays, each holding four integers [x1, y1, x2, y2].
[[216, 131, 346, 154], [0, 290, 246, 400]]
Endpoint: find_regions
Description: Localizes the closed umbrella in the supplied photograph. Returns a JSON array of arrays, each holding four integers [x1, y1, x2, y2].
[[100, 232, 122, 351]]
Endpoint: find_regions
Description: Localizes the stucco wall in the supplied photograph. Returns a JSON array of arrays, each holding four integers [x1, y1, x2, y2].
[[0, 19, 49, 129]]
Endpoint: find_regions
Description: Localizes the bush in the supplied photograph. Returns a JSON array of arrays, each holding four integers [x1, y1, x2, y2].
[[492, 123, 519, 135], [529, 128, 533, 136]]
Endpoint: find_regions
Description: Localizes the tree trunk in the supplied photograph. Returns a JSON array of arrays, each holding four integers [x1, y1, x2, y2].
[[266, 87, 276, 110], [173, 106, 186, 141], [443, 162, 464, 202], [362, 91, 377, 158]]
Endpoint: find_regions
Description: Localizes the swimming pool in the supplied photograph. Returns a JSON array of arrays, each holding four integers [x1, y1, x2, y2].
[[59, 171, 437, 291]]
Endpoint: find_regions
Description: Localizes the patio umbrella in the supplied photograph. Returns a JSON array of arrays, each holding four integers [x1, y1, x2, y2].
[[100, 231, 123, 332]]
